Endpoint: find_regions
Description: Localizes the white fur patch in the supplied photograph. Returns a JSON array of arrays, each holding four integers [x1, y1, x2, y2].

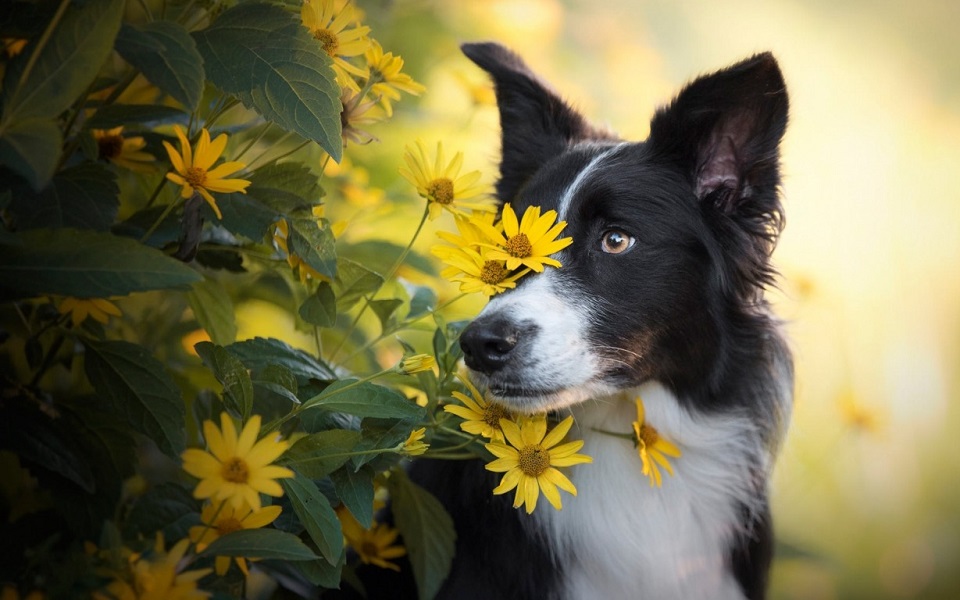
[[533, 382, 764, 600], [556, 143, 625, 221]]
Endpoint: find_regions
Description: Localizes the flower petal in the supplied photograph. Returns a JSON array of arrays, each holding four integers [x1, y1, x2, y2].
[[541, 415, 574, 449]]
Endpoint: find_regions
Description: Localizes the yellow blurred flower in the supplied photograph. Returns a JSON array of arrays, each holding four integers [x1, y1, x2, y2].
[[181, 413, 294, 511], [301, 0, 371, 91], [337, 506, 407, 571], [401, 427, 429, 456], [55, 296, 122, 327], [399, 140, 494, 220], [631, 396, 681, 488], [444, 377, 515, 442], [363, 40, 425, 117], [838, 391, 884, 434], [92, 536, 211, 600], [162, 126, 250, 220], [398, 354, 436, 375], [476, 203, 573, 272], [453, 70, 496, 107], [189, 500, 283, 576], [485, 415, 592, 513], [92, 126, 155, 173]]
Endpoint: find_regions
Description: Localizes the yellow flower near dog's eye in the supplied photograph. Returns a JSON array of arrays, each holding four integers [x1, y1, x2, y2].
[[444, 377, 515, 442], [477, 203, 573, 272], [189, 500, 282, 576], [434, 244, 530, 296], [92, 126, 155, 173], [485, 415, 592, 513], [181, 413, 294, 512], [399, 140, 495, 220], [301, 0, 371, 91], [632, 396, 682, 487], [162, 126, 250, 220]]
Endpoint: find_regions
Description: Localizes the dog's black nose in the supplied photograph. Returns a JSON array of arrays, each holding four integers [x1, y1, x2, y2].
[[459, 317, 521, 374]]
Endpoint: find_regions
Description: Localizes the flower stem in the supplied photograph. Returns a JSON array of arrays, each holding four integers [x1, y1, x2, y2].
[[139, 195, 184, 244]]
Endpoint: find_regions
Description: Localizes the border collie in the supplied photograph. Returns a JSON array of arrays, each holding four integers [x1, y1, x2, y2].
[[411, 43, 792, 600]]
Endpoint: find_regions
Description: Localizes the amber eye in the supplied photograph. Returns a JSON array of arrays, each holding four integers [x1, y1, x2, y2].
[[600, 229, 635, 254]]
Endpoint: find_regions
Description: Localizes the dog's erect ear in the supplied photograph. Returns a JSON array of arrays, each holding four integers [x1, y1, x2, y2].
[[461, 42, 610, 203], [648, 53, 788, 214]]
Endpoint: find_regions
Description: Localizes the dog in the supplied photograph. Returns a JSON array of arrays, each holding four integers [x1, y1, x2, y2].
[[407, 42, 793, 600]]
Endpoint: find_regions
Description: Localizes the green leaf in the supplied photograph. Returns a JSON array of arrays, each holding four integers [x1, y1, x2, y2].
[[333, 258, 383, 310], [225, 337, 336, 384], [259, 364, 298, 395], [186, 277, 237, 345], [302, 380, 426, 421], [0, 116, 61, 190], [115, 21, 204, 110], [86, 104, 188, 129], [280, 473, 343, 564], [10, 163, 119, 231], [330, 464, 375, 528], [192, 2, 342, 160], [216, 192, 281, 241], [0, 0, 124, 122], [295, 553, 345, 588], [0, 228, 201, 301], [202, 528, 319, 561], [299, 282, 337, 327], [83, 339, 186, 457], [389, 469, 456, 600], [289, 216, 337, 280], [248, 162, 324, 212], [281, 429, 361, 479], [370, 298, 403, 331], [194, 342, 253, 421], [408, 285, 438, 319], [353, 417, 420, 469]]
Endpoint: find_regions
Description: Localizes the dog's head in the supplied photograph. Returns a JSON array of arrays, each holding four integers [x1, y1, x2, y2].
[[458, 43, 789, 414]]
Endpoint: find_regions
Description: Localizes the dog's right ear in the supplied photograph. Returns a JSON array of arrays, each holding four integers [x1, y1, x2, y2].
[[461, 42, 608, 203]]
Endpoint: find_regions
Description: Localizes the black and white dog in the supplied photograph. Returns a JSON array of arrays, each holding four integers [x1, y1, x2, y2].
[[410, 42, 793, 600]]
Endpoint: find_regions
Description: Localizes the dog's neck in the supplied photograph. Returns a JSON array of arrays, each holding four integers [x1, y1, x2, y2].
[[532, 381, 765, 600]]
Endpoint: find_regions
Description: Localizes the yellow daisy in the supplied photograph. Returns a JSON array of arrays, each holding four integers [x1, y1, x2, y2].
[[363, 40, 426, 117], [398, 354, 436, 375], [189, 500, 282, 576], [434, 244, 529, 296], [485, 415, 592, 513], [631, 396, 682, 488], [399, 140, 495, 220], [162, 126, 250, 220], [444, 377, 515, 442], [93, 535, 211, 600], [181, 413, 294, 511], [337, 506, 407, 572], [477, 203, 573, 272], [92, 126, 155, 173], [401, 427, 429, 456], [300, 0, 371, 92], [55, 296, 122, 327]]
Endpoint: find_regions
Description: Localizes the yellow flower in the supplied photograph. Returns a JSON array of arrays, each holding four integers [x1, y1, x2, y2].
[[1, 585, 43, 600], [181, 413, 294, 511], [444, 377, 515, 442], [453, 70, 496, 107], [92, 126, 155, 173], [432, 212, 528, 296], [477, 203, 573, 272], [398, 354, 436, 375], [399, 140, 495, 220], [337, 506, 407, 572], [485, 415, 592, 513], [363, 40, 425, 117], [401, 428, 429, 456], [838, 391, 883, 434], [301, 0, 371, 91], [162, 125, 250, 220], [339, 88, 387, 145], [189, 500, 283, 576], [631, 396, 681, 488], [3, 38, 28, 58], [93, 536, 211, 600], [55, 296, 122, 327]]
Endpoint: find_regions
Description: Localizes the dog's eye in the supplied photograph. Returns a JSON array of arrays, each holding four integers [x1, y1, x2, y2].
[[600, 229, 635, 254]]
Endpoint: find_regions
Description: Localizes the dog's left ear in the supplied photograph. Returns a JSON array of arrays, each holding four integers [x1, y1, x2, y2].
[[648, 53, 788, 214]]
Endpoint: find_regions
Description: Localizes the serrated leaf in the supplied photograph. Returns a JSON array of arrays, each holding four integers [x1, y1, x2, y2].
[[281, 429, 361, 479], [302, 380, 426, 421], [289, 216, 336, 279], [83, 339, 185, 457], [192, 2, 342, 160], [86, 104, 188, 129], [186, 277, 237, 345], [195, 342, 253, 420], [202, 528, 319, 561], [281, 473, 343, 564], [10, 163, 119, 231], [390, 469, 456, 600], [0, 116, 61, 190], [248, 162, 324, 211], [225, 337, 336, 384], [299, 282, 336, 327], [333, 258, 383, 310], [330, 464, 375, 528], [216, 192, 282, 241], [115, 21, 204, 110], [0, 228, 201, 300], [295, 552, 345, 588]]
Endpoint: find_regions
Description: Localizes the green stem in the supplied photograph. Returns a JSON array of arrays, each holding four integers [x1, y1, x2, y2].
[[591, 427, 635, 442], [143, 175, 169, 209], [420, 452, 477, 460], [233, 121, 272, 162], [29, 333, 66, 387], [139, 195, 184, 244], [203, 97, 239, 130], [250, 139, 311, 173], [6, 0, 71, 113], [244, 131, 293, 171]]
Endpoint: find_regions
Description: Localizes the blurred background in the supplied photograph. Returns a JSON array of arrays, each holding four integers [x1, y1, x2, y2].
[[252, 1, 960, 597]]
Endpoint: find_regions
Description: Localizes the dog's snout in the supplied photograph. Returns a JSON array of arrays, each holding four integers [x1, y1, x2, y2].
[[460, 317, 523, 374]]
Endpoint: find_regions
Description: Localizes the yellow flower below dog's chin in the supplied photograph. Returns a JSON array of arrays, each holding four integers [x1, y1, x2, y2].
[[444, 377, 515, 442], [484, 415, 592, 514], [631, 396, 682, 487], [476, 203, 573, 273]]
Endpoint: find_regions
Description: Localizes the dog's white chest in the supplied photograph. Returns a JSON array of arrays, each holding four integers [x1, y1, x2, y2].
[[534, 383, 762, 600]]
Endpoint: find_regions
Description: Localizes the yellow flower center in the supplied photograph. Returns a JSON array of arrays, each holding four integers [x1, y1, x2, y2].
[[216, 518, 244, 535], [505, 233, 532, 258], [221, 458, 249, 483], [185, 166, 207, 188], [480, 261, 507, 285], [97, 134, 124, 160], [482, 402, 509, 428], [313, 28, 339, 57], [639, 423, 660, 448], [426, 178, 454, 205], [518, 445, 550, 477]]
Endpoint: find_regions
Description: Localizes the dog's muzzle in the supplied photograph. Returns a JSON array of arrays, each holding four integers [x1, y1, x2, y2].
[[459, 316, 536, 374]]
